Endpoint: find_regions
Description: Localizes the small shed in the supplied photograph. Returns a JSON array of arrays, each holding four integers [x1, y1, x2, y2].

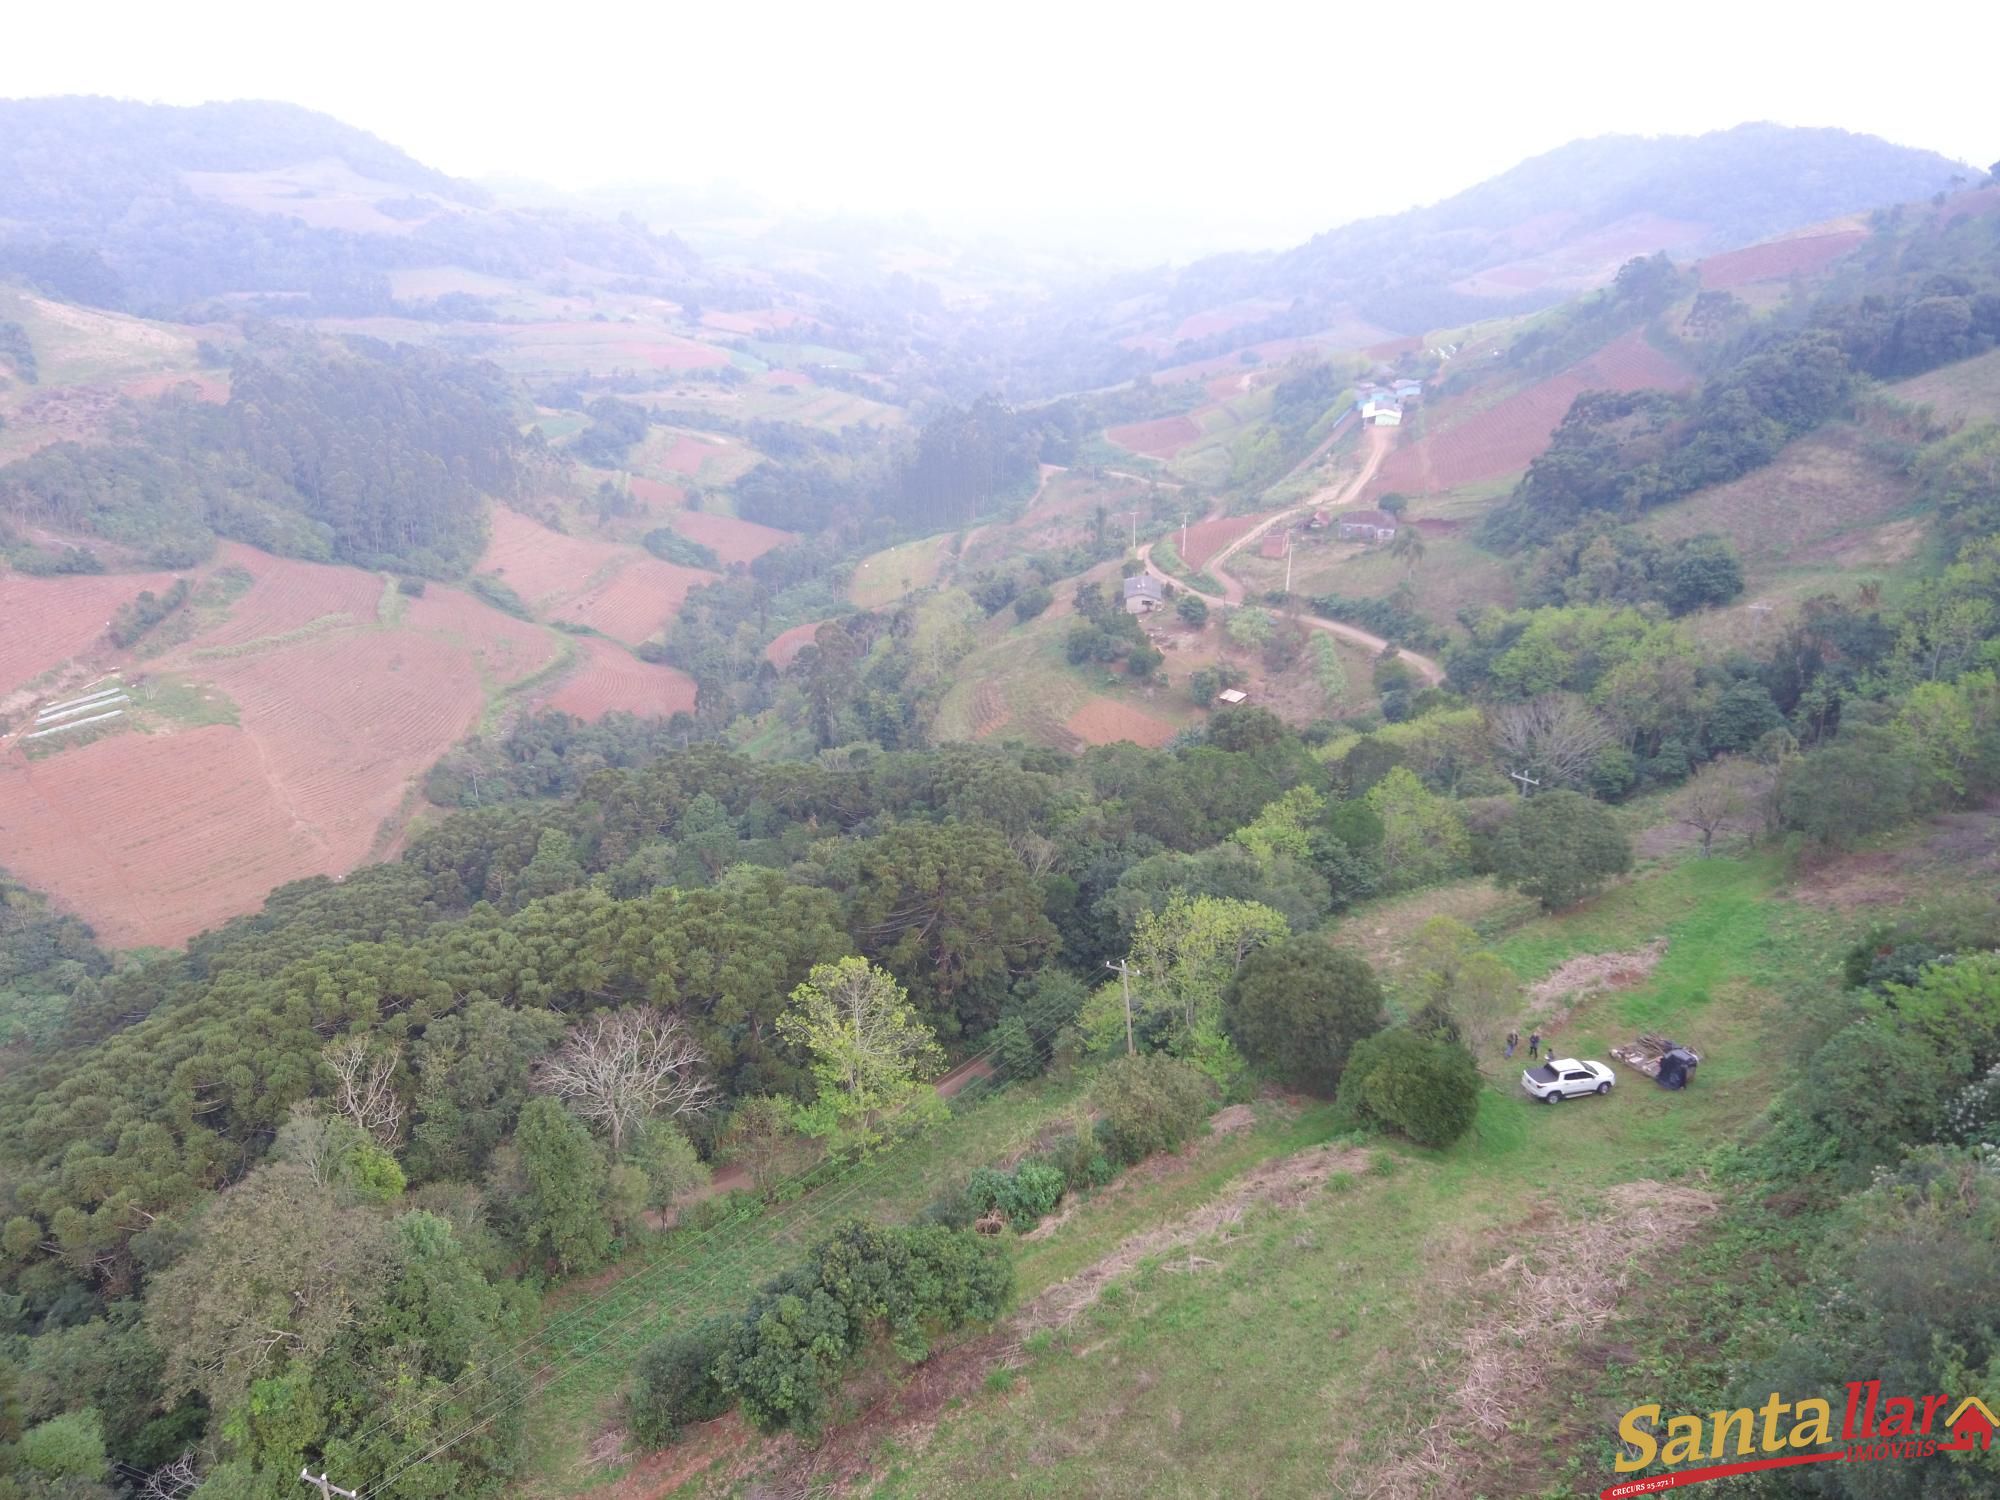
[[1122, 574, 1165, 614], [1392, 377, 1423, 401], [1216, 688, 1248, 705], [1335, 509, 1399, 542]]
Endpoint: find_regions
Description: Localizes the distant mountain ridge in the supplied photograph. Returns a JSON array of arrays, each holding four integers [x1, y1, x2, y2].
[[1138, 124, 1968, 347], [0, 96, 700, 315]]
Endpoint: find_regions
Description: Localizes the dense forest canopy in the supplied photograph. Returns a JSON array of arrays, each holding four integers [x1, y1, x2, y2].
[[0, 332, 524, 571]]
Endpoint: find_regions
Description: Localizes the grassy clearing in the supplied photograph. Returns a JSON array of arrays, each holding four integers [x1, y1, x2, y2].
[[848, 535, 950, 609], [1890, 344, 2000, 423], [516, 1073, 1095, 1497], [850, 853, 1849, 1499], [134, 674, 239, 729]]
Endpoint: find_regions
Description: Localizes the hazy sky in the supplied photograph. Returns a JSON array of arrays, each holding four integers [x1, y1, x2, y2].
[[5, 0, 1996, 259]]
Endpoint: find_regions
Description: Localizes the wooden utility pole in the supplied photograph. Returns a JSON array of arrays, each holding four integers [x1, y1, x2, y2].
[[300, 1469, 359, 1499], [1284, 531, 1294, 597], [1104, 959, 1141, 1055], [1181, 512, 1189, 560], [1508, 769, 1541, 796]]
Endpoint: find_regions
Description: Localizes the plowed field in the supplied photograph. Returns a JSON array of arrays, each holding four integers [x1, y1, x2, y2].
[[478, 507, 718, 645], [1369, 331, 1694, 498], [764, 618, 833, 670], [1065, 698, 1178, 748], [0, 725, 328, 949], [665, 509, 795, 565], [551, 558, 713, 643], [544, 636, 697, 720], [1107, 414, 1201, 458], [1180, 513, 1268, 570], [197, 628, 487, 852], [398, 586, 562, 683], [192, 543, 380, 650], [0, 569, 182, 698], [1697, 230, 1866, 289]]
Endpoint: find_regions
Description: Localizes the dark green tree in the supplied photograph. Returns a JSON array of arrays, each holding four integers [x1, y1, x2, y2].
[[1490, 789, 1632, 911], [1224, 938, 1385, 1095]]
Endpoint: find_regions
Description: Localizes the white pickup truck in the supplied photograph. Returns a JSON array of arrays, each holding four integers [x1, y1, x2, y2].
[[1521, 1057, 1616, 1103]]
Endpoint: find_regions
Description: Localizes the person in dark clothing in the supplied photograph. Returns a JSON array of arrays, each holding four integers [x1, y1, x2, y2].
[[1505, 1031, 1519, 1059], [1528, 1032, 1541, 1060]]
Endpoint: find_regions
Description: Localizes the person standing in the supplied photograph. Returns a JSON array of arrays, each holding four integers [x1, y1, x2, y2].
[[1528, 1032, 1541, 1060], [1505, 1031, 1519, 1059]]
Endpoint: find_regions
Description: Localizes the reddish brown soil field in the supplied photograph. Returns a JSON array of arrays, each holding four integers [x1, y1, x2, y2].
[[197, 627, 488, 850], [0, 569, 182, 696], [611, 338, 729, 371], [480, 506, 622, 607], [552, 557, 714, 644], [1697, 230, 1866, 289], [1180, 513, 1267, 570], [664, 508, 795, 566], [1107, 413, 1201, 458], [0, 725, 329, 949], [190, 542, 381, 650], [759, 368, 811, 387], [1065, 697, 1178, 748], [544, 636, 696, 720], [763, 618, 832, 670], [397, 585, 562, 683], [1369, 331, 1694, 498], [628, 476, 685, 509], [1172, 305, 1267, 343]]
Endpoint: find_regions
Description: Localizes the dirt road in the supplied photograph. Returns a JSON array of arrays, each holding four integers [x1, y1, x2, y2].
[[1137, 426, 1444, 686]]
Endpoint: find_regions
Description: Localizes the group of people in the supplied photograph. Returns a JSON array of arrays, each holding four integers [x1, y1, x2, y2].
[[1503, 1030, 1546, 1061]]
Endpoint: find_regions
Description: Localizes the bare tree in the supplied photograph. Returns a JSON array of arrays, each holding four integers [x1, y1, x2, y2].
[[1487, 694, 1616, 790], [1678, 757, 1749, 856], [536, 1008, 715, 1156], [140, 1452, 202, 1500], [1009, 830, 1059, 879], [322, 1038, 403, 1145]]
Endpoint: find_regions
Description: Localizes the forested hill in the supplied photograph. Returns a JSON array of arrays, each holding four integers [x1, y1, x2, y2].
[[0, 97, 701, 314]]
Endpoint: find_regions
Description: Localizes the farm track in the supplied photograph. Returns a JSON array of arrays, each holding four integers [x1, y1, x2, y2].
[[1138, 426, 1446, 686]]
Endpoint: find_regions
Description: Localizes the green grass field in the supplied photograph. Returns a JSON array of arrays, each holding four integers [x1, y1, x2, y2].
[[848, 535, 952, 609]]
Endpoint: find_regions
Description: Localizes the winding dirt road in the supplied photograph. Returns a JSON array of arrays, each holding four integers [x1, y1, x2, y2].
[[1137, 427, 1445, 686]]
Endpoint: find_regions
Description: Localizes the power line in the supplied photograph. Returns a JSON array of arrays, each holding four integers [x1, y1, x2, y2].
[[352, 1022, 1071, 1494], [359, 1026, 1067, 1497]]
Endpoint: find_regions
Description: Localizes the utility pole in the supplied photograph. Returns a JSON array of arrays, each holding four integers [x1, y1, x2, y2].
[[1104, 959, 1141, 1055], [1284, 530, 1294, 597], [300, 1470, 359, 1500], [1508, 768, 1541, 797], [1128, 509, 1140, 553], [1181, 512, 1188, 560]]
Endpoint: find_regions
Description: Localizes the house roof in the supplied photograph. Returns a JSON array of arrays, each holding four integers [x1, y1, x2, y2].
[[1123, 574, 1163, 598], [1338, 509, 1398, 528], [1216, 688, 1248, 704]]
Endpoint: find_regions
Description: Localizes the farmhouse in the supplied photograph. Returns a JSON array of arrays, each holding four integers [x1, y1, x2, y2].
[[1357, 389, 1402, 426], [1336, 509, 1399, 542], [1216, 688, 1248, 705], [1392, 377, 1423, 401], [1122, 574, 1165, 614]]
